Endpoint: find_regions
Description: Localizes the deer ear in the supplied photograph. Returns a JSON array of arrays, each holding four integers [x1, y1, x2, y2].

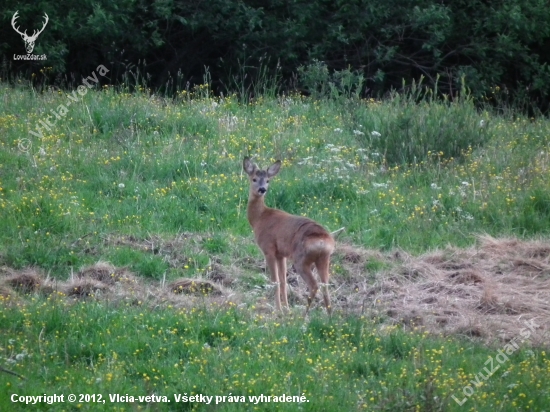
[[267, 160, 281, 178], [243, 157, 257, 175]]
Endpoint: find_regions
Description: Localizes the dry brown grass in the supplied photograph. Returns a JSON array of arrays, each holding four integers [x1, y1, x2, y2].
[[0, 260, 238, 311], [168, 278, 222, 296], [2, 267, 43, 293], [1, 235, 549, 345], [64, 278, 109, 297], [325, 235, 550, 344], [0, 285, 14, 299], [77, 261, 136, 285]]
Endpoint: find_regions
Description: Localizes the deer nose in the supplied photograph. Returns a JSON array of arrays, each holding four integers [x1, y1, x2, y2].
[[258, 187, 266, 194]]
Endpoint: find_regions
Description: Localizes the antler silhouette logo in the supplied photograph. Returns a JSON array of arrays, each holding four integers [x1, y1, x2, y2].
[[11, 11, 49, 54]]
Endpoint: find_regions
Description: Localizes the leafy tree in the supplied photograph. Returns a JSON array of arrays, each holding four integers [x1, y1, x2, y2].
[[1, 0, 549, 110]]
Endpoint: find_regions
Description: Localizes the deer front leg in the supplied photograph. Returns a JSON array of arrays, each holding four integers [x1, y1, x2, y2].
[[265, 254, 281, 311], [277, 257, 289, 310]]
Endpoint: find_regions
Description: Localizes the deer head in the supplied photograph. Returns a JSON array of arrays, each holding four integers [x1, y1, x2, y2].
[[11, 11, 49, 54]]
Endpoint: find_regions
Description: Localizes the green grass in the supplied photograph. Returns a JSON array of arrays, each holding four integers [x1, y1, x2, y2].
[[1, 79, 550, 410], [1, 299, 548, 411], [2, 85, 550, 268], [1, 83, 550, 277]]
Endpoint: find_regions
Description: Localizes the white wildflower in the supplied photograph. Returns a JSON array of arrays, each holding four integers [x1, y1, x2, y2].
[[297, 156, 313, 165], [430, 183, 441, 190], [334, 128, 343, 133], [218, 115, 238, 131], [371, 131, 381, 137], [353, 130, 365, 136], [118, 183, 125, 189]]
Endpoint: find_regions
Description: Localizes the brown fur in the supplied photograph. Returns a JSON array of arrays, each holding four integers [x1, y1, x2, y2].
[[243, 157, 335, 314]]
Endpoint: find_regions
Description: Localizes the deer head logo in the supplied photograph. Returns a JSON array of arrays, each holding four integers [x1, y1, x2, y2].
[[11, 11, 49, 54]]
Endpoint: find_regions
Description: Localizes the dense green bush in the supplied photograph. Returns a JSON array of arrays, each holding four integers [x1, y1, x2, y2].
[[1, 0, 550, 109]]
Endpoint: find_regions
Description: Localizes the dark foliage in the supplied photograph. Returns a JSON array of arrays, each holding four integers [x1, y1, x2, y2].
[[1, 0, 549, 110]]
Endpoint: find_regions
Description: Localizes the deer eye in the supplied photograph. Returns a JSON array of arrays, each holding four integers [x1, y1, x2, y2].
[[252, 178, 257, 182], [266, 180, 270, 183]]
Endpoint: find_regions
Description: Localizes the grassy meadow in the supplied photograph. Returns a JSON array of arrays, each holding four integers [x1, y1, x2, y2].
[[0, 76, 550, 411]]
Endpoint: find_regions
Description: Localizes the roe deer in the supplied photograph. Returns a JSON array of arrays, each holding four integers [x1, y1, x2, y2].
[[243, 157, 340, 315]]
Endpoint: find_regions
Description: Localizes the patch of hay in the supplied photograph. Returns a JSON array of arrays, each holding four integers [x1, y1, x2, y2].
[[168, 278, 222, 296], [38, 284, 56, 296], [454, 324, 486, 338], [205, 264, 235, 287], [4, 268, 43, 293], [78, 261, 136, 284], [2, 234, 549, 346], [0, 285, 14, 300], [64, 279, 108, 297], [339, 245, 363, 264], [0, 266, 14, 276], [236, 256, 264, 271], [447, 269, 484, 285], [330, 236, 550, 345]]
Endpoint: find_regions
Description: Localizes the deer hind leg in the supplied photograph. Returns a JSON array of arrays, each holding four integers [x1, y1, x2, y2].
[[315, 254, 332, 316], [265, 254, 281, 311], [277, 257, 289, 310], [295, 259, 318, 315]]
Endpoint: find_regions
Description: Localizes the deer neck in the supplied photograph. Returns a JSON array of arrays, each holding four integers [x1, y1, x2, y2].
[[247, 192, 268, 229]]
